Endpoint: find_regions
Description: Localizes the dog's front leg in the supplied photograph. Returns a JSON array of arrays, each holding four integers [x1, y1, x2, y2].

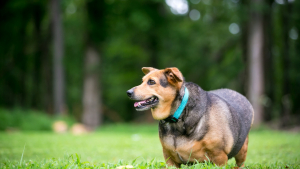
[[210, 150, 228, 167], [162, 148, 181, 168]]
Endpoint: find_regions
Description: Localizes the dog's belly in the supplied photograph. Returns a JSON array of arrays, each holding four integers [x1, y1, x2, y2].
[[161, 135, 206, 164]]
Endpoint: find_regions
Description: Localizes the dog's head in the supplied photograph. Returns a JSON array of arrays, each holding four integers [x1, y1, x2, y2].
[[127, 67, 184, 120]]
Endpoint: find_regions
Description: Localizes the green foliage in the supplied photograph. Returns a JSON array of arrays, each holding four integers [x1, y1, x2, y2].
[[99, 0, 246, 120], [1, 0, 300, 123], [0, 108, 75, 131]]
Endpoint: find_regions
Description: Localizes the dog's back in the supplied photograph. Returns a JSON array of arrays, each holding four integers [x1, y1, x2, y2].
[[209, 89, 254, 158]]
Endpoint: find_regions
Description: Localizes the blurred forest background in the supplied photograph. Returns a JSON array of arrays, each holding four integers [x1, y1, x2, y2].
[[0, 0, 300, 131]]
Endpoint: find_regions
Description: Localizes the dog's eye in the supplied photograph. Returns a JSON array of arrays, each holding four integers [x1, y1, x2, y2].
[[147, 79, 156, 85]]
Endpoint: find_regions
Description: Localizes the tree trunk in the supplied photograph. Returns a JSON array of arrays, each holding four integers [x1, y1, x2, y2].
[[280, 0, 292, 127], [51, 0, 65, 115], [247, 0, 265, 126], [240, 0, 249, 96], [263, 0, 273, 122], [82, 46, 102, 130]]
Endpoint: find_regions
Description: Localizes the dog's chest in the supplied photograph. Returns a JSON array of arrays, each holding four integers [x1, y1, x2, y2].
[[161, 134, 194, 151], [159, 123, 202, 163]]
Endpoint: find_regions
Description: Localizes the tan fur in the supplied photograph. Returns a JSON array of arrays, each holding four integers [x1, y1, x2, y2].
[[142, 67, 157, 74], [160, 135, 229, 166], [207, 99, 234, 154], [162, 147, 181, 168], [164, 68, 183, 89]]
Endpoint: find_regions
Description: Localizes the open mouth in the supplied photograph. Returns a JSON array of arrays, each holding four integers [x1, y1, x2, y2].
[[134, 96, 159, 111]]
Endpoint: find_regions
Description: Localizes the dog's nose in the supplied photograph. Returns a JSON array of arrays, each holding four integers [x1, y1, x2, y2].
[[127, 89, 134, 98]]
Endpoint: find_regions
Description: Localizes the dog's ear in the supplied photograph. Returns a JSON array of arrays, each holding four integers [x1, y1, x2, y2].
[[142, 67, 157, 75], [164, 67, 183, 84]]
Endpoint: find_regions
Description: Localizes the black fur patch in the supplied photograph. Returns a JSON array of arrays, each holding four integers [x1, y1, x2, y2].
[[159, 75, 168, 88], [159, 121, 168, 138]]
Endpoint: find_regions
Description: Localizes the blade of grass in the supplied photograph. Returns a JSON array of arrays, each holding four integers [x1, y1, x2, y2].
[[20, 144, 26, 166]]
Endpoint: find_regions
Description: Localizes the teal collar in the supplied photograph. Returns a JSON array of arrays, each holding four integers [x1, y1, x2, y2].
[[169, 87, 189, 122]]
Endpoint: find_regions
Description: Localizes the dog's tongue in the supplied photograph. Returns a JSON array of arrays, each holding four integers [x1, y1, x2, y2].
[[134, 100, 146, 107]]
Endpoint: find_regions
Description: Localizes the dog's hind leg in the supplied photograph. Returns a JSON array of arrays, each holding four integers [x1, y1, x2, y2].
[[234, 135, 249, 167]]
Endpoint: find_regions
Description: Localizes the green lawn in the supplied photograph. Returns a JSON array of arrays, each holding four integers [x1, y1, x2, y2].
[[0, 124, 300, 168]]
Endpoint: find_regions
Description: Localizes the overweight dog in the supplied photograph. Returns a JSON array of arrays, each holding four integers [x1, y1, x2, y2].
[[127, 67, 254, 168]]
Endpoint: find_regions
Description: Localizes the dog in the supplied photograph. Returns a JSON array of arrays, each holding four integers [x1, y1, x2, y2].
[[127, 67, 254, 168]]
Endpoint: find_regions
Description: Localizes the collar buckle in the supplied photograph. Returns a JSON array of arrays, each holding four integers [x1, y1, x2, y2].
[[170, 117, 178, 122]]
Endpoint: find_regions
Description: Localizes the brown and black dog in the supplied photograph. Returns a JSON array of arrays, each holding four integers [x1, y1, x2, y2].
[[127, 67, 254, 168]]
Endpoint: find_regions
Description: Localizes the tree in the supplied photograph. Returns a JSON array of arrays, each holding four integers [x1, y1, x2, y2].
[[280, 0, 292, 127], [82, 46, 102, 130], [51, 0, 65, 114], [81, 0, 105, 129], [247, 0, 265, 126]]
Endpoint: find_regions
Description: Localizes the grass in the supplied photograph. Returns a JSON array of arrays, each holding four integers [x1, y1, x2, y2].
[[0, 124, 300, 168]]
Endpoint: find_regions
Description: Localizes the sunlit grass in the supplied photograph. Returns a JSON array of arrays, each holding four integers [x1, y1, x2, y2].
[[0, 124, 299, 168]]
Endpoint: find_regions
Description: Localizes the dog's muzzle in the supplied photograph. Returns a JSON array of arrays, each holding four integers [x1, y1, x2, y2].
[[126, 87, 159, 111], [127, 88, 134, 98]]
